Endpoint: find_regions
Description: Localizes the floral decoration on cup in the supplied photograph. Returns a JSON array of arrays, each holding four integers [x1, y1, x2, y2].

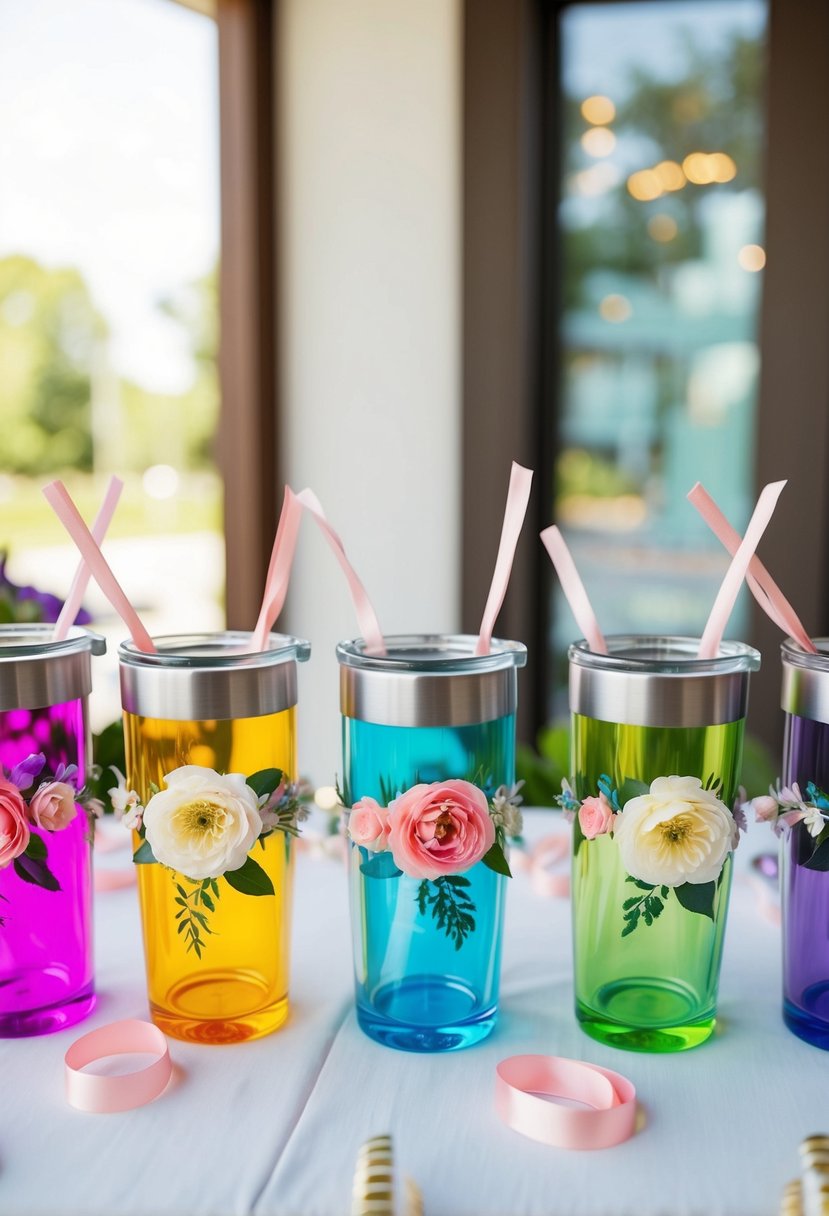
[[346, 778, 523, 949], [748, 781, 829, 868], [0, 752, 102, 915], [557, 773, 742, 935], [126, 763, 307, 958]]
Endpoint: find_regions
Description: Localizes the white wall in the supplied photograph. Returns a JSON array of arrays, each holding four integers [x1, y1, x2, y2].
[[276, 0, 462, 785]]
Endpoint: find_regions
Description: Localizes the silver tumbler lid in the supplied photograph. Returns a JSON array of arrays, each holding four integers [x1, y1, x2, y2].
[[337, 633, 527, 728], [0, 624, 105, 713], [781, 638, 829, 723], [119, 631, 310, 722], [569, 635, 760, 729]]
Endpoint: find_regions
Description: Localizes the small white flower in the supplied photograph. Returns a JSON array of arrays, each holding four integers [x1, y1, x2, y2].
[[108, 766, 144, 827], [614, 775, 734, 888], [803, 807, 827, 838], [490, 781, 524, 837], [141, 765, 262, 880]]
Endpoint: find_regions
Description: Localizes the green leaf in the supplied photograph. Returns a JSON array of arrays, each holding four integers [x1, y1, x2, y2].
[[13, 854, 61, 892], [804, 838, 829, 871], [246, 768, 283, 799], [621, 920, 637, 937], [200, 891, 215, 912], [674, 880, 716, 920], [24, 834, 47, 860], [622, 896, 641, 910], [133, 839, 156, 864], [224, 854, 275, 897], [481, 841, 512, 878], [617, 778, 649, 807]]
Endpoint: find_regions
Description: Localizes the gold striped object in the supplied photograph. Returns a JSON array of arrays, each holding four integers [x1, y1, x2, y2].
[[350, 1135, 424, 1216]]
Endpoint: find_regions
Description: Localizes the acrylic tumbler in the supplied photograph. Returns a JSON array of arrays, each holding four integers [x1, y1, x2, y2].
[[120, 631, 309, 1044], [0, 624, 105, 1036], [569, 635, 759, 1052], [339, 633, 526, 1052], [780, 639, 829, 1049]]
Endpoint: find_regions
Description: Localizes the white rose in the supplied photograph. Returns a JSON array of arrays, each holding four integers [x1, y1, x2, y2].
[[142, 765, 262, 880], [614, 775, 734, 887]]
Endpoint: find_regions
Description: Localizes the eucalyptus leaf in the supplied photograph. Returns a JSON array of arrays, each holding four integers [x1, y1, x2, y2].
[[133, 839, 156, 864]]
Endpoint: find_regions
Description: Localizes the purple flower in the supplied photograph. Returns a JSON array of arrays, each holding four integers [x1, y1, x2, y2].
[[0, 552, 92, 626], [7, 752, 46, 792], [54, 762, 79, 787]]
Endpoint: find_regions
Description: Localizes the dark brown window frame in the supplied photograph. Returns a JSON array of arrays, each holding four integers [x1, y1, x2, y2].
[[463, 0, 829, 752], [217, 0, 279, 630]]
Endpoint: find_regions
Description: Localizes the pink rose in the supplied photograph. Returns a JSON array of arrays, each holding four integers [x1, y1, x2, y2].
[[28, 781, 78, 832], [348, 797, 390, 852], [387, 779, 495, 880], [752, 795, 781, 823], [0, 777, 30, 868], [578, 794, 615, 839]]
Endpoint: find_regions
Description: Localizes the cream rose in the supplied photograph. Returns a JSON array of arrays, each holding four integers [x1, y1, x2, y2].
[[142, 765, 262, 880], [614, 775, 734, 887]]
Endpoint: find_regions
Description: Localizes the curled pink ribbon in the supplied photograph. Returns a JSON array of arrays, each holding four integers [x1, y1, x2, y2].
[[251, 487, 385, 656], [688, 482, 816, 654], [43, 480, 155, 653], [540, 526, 608, 655], [53, 475, 123, 642], [65, 1019, 171, 1113], [496, 1055, 637, 1150], [476, 462, 534, 656], [511, 834, 570, 898], [697, 480, 786, 660]]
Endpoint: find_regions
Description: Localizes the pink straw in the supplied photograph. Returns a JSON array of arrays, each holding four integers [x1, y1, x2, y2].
[[42, 481, 155, 653], [540, 525, 608, 654], [697, 480, 786, 660], [688, 482, 817, 654], [295, 489, 386, 655], [251, 487, 305, 651], [251, 486, 385, 656], [476, 463, 534, 656], [53, 476, 123, 642]]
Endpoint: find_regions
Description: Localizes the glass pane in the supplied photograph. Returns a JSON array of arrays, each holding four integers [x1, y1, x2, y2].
[[551, 0, 767, 712], [0, 0, 222, 725]]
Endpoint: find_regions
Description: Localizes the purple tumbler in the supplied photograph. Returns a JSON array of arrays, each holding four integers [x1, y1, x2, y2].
[[0, 625, 105, 1036], [781, 639, 829, 1048]]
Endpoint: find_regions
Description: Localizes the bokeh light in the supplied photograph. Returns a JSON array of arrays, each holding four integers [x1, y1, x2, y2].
[[580, 94, 616, 125], [581, 126, 616, 158], [738, 243, 766, 271], [599, 294, 632, 322], [647, 213, 679, 242]]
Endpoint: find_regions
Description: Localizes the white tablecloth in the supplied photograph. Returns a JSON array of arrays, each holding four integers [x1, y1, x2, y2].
[[0, 815, 818, 1216]]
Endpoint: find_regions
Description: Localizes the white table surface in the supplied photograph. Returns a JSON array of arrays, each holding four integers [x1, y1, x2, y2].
[[0, 813, 819, 1216]]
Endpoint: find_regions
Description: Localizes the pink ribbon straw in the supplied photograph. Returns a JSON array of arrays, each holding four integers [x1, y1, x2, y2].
[[251, 486, 385, 655], [697, 480, 786, 660], [476, 462, 534, 656], [495, 1055, 637, 1150], [688, 482, 816, 654], [540, 525, 608, 655], [42, 481, 155, 654], [251, 487, 305, 651], [53, 476, 123, 642], [295, 489, 386, 655]]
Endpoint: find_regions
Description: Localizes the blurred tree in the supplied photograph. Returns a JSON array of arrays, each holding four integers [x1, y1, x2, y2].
[[0, 255, 106, 473]]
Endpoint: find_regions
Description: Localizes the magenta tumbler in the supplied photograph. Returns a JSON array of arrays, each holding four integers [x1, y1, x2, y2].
[[781, 639, 829, 1048], [0, 625, 105, 1036]]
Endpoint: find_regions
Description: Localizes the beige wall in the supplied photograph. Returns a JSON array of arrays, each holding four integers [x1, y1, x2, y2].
[[277, 0, 462, 784]]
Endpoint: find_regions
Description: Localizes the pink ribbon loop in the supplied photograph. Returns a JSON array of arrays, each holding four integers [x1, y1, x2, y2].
[[42, 480, 155, 653], [688, 482, 816, 654], [65, 1019, 172, 1113], [53, 475, 123, 642], [697, 480, 786, 660], [496, 1055, 637, 1150], [476, 462, 534, 656], [540, 526, 608, 655], [295, 488, 386, 656], [511, 834, 570, 898], [252, 487, 305, 652]]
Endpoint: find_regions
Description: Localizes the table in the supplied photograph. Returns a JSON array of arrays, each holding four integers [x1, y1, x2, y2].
[[0, 814, 819, 1216]]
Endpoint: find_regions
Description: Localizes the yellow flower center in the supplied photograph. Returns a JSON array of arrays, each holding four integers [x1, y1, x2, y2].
[[172, 798, 228, 845], [658, 814, 694, 845]]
